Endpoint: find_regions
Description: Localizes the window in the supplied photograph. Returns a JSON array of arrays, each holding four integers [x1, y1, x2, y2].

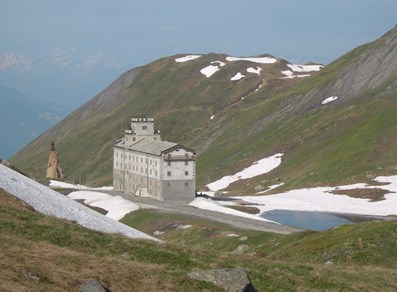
[[185, 182, 189, 187], [167, 171, 171, 176], [142, 125, 147, 130], [185, 161, 188, 166], [168, 161, 171, 166], [185, 171, 189, 176], [133, 137, 136, 142], [167, 182, 171, 187]]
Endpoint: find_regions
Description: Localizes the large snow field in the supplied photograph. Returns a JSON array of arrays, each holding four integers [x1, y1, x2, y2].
[[68, 191, 139, 221], [0, 165, 157, 241], [200, 152, 397, 220], [235, 176, 397, 217]]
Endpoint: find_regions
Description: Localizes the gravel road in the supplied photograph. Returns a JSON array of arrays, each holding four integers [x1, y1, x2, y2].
[[106, 190, 302, 234]]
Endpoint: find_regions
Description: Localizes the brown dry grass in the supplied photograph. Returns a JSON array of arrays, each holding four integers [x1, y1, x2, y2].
[[0, 189, 211, 291], [330, 188, 393, 201]]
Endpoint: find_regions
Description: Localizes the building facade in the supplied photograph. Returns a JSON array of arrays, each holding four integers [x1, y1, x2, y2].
[[113, 118, 196, 202]]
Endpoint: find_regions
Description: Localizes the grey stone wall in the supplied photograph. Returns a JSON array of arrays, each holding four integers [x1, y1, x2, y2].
[[160, 179, 196, 203]]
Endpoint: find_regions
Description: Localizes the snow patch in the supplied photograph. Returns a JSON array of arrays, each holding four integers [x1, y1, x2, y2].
[[287, 64, 323, 72], [0, 165, 157, 241], [200, 61, 225, 78], [231, 72, 245, 81], [322, 96, 338, 105], [189, 197, 277, 223], [49, 180, 113, 191], [206, 153, 283, 191], [281, 70, 311, 79], [210, 115, 215, 120], [247, 67, 262, 75], [68, 191, 139, 221], [175, 55, 201, 63], [226, 56, 277, 64]]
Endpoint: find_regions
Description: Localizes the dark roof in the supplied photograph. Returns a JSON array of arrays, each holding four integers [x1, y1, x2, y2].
[[114, 138, 194, 156]]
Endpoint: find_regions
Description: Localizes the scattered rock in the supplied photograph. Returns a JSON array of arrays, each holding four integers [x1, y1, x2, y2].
[[325, 260, 333, 265], [121, 253, 132, 260], [254, 184, 264, 192], [188, 268, 256, 292], [239, 236, 248, 242], [23, 270, 40, 283], [234, 244, 251, 254], [153, 230, 165, 236], [79, 278, 107, 292]]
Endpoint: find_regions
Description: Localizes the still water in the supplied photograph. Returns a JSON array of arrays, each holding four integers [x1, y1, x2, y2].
[[261, 210, 354, 231]]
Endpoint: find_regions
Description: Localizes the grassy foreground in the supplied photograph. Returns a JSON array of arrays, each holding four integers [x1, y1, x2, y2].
[[2, 189, 397, 291]]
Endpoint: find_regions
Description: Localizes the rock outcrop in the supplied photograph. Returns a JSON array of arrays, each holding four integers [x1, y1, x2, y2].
[[46, 141, 64, 179], [188, 268, 256, 291]]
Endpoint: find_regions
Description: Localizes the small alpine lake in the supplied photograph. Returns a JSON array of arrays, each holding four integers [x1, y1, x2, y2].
[[260, 210, 374, 231]]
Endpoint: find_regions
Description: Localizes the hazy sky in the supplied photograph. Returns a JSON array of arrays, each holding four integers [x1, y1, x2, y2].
[[0, 0, 396, 107]]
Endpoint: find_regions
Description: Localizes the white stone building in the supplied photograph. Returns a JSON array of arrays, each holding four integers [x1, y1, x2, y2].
[[113, 118, 196, 202]]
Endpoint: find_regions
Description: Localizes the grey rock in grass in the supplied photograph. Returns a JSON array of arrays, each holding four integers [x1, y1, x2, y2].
[[80, 278, 107, 292], [188, 268, 256, 292], [234, 244, 251, 254]]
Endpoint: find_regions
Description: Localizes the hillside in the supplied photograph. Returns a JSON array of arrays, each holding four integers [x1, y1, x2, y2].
[[2, 173, 397, 290], [10, 26, 397, 193]]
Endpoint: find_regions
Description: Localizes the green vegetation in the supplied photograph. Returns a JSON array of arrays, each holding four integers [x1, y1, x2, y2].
[[10, 26, 397, 196], [3, 189, 397, 291]]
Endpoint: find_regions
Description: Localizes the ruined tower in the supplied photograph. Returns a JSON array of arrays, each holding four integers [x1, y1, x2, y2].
[[46, 141, 64, 179]]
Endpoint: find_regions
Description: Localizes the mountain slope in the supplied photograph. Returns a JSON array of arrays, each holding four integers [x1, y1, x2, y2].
[[10, 26, 397, 193], [10, 53, 313, 185]]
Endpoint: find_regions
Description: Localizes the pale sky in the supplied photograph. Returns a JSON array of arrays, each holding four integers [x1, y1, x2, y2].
[[0, 0, 396, 108]]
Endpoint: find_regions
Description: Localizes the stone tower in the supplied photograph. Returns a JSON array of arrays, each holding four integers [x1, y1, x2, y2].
[[46, 141, 64, 179]]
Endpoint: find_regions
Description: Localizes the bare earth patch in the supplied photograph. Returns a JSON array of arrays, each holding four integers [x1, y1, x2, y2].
[[226, 205, 261, 214], [330, 188, 394, 202]]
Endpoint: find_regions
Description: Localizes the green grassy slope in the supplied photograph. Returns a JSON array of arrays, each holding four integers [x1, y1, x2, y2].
[[2, 188, 397, 291], [10, 27, 397, 194]]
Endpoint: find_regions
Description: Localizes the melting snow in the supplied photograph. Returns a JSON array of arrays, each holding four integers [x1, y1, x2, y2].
[[200, 61, 226, 78], [226, 56, 277, 64], [0, 165, 157, 241], [175, 55, 201, 63], [281, 69, 311, 79], [322, 96, 338, 105], [231, 72, 245, 81], [49, 180, 113, 191], [197, 175, 397, 223], [189, 197, 277, 223], [237, 176, 397, 217], [247, 67, 262, 75], [206, 153, 283, 191], [287, 64, 323, 72], [68, 191, 139, 221]]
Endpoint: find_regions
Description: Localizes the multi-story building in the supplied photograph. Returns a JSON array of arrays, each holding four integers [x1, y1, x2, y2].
[[113, 118, 196, 202]]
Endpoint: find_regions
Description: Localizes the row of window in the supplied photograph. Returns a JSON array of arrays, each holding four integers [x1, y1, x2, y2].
[[167, 171, 189, 176], [115, 152, 159, 166]]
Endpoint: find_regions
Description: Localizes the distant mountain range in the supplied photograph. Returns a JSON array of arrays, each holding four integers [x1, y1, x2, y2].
[[0, 85, 66, 159], [10, 26, 397, 193]]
